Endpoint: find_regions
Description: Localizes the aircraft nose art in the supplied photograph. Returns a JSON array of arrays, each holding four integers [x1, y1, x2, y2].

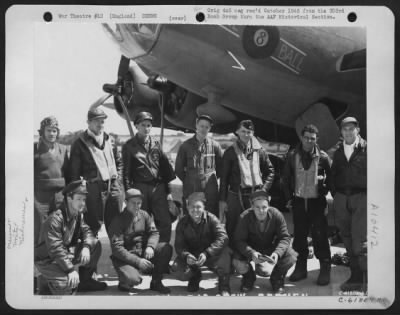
[[102, 24, 161, 59]]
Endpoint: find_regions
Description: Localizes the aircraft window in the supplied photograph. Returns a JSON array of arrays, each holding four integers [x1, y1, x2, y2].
[[338, 49, 366, 71]]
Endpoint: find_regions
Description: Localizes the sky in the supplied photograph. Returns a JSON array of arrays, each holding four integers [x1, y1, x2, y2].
[[33, 23, 175, 136]]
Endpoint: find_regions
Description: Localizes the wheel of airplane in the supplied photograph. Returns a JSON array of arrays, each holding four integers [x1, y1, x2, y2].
[[242, 26, 280, 59]]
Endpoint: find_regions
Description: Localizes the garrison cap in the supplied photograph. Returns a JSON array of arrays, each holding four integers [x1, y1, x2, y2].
[[135, 112, 153, 124], [62, 179, 88, 196], [125, 188, 144, 200], [196, 114, 213, 124], [187, 192, 207, 205], [340, 117, 359, 128], [237, 119, 255, 131], [88, 108, 108, 121], [250, 190, 270, 202]]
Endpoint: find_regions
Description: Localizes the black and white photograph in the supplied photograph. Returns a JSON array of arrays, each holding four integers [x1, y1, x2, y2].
[[5, 5, 395, 310]]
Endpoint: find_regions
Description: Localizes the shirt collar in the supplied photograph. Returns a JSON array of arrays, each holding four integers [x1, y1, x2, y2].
[[193, 134, 208, 145], [250, 208, 272, 223], [189, 211, 207, 226], [236, 139, 252, 153], [63, 200, 78, 223], [38, 137, 56, 150], [87, 129, 104, 145], [136, 134, 151, 145]]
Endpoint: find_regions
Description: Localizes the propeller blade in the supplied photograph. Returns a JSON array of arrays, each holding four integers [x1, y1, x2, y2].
[[159, 92, 166, 150], [89, 94, 112, 110], [117, 55, 131, 80]]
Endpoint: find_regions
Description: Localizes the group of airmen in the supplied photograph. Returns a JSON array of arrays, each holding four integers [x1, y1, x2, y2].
[[34, 108, 367, 296]]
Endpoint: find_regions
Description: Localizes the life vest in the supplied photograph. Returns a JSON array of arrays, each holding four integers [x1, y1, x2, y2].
[[294, 152, 319, 198], [232, 137, 263, 188], [80, 133, 117, 181]]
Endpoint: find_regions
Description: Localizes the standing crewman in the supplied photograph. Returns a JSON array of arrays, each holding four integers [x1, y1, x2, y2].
[[173, 192, 231, 296], [69, 108, 123, 235], [331, 117, 367, 292], [282, 124, 332, 285], [35, 179, 107, 295], [219, 120, 275, 240], [175, 115, 223, 216], [108, 189, 172, 294], [34, 116, 69, 253], [122, 112, 176, 243]]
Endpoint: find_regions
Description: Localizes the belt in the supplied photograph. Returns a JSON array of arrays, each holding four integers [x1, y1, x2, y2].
[[229, 185, 263, 196], [87, 178, 110, 184], [135, 179, 163, 186], [337, 188, 366, 196], [87, 178, 112, 191], [294, 196, 321, 200]]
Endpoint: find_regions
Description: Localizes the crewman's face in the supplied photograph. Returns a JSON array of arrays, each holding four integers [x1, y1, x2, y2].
[[237, 126, 253, 144], [43, 126, 58, 143], [252, 199, 269, 221], [341, 124, 359, 145], [301, 131, 317, 152], [341, 123, 359, 144], [68, 193, 87, 216], [188, 200, 205, 224], [196, 119, 212, 138], [136, 120, 152, 137], [126, 197, 142, 213], [88, 118, 105, 135]]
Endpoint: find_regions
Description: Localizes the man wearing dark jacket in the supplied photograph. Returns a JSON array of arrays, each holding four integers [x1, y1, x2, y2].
[[122, 112, 176, 242], [219, 120, 275, 240], [173, 192, 231, 295], [69, 108, 123, 235], [175, 115, 223, 216], [108, 189, 172, 294], [282, 124, 332, 285], [331, 117, 367, 292], [35, 180, 107, 295], [233, 191, 297, 294]]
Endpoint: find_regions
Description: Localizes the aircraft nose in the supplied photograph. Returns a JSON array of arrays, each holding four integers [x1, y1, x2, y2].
[[102, 23, 160, 59]]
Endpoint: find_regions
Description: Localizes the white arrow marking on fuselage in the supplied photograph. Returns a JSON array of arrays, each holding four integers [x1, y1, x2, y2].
[[219, 25, 240, 38], [227, 50, 246, 71]]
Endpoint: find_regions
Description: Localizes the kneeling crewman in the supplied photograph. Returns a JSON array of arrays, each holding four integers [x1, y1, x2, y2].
[[35, 179, 107, 295], [173, 192, 231, 296], [108, 189, 172, 294], [233, 191, 297, 294]]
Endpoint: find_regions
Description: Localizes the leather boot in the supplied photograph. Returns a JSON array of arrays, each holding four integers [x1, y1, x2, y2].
[[340, 267, 363, 292], [270, 276, 285, 294], [77, 267, 107, 292], [270, 267, 286, 294], [317, 259, 331, 286], [187, 268, 202, 292], [289, 259, 307, 282], [150, 277, 171, 294], [240, 266, 256, 292], [37, 275, 51, 295], [218, 275, 231, 296], [361, 271, 368, 293]]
